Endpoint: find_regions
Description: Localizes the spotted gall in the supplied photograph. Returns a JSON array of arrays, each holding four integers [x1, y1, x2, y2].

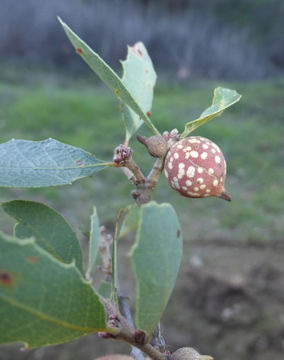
[[164, 136, 231, 201]]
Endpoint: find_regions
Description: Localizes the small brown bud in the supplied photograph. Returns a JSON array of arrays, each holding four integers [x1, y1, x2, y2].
[[134, 329, 146, 344], [137, 134, 167, 158], [113, 144, 132, 164]]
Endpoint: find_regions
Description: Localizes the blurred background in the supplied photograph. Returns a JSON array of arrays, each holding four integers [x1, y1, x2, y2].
[[0, 0, 283, 360]]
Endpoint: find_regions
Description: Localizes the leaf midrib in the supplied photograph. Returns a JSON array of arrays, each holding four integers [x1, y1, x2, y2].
[[0, 162, 110, 170], [0, 292, 102, 333]]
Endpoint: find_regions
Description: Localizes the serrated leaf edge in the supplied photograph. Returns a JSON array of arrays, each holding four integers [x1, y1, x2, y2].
[[58, 17, 160, 136]]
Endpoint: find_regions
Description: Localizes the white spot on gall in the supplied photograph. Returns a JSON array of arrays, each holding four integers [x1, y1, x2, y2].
[[186, 180, 192, 186], [201, 152, 208, 160], [174, 153, 179, 159], [168, 162, 173, 169], [197, 167, 204, 174], [186, 166, 196, 178], [194, 187, 199, 192], [200, 184, 206, 189], [213, 179, 219, 187], [178, 163, 185, 168], [190, 151, 199, 158], [206, 189, 211, 193], [182, 186, 187, 191], [177, 144, 183, 149], [187, 191, 199, 197], [183, 146, 192, 152], [189, 139, 201, 144], [197, 177, 204, 184], [208, 168, 214, 175], [215, 155, 221, 164], [202, 144, 209, 149], [178, 168, 185, 179]]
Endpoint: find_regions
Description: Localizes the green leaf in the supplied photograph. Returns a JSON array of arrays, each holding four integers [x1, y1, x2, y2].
[[129, 202, 182, 335], [119, 204, 140, 238], [58, 18, 160, 137], [0, 233, 107, 348], [121, 42, 157, 143], [2, 200, 84, 274], [97, 281, 112, 299], [0, 138, 108, 188], [181, 87, 242, 138], [87, 206, 100, 275]]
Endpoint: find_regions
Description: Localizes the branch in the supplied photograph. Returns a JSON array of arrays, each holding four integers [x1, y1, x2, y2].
[[99, 301, 166, 360]]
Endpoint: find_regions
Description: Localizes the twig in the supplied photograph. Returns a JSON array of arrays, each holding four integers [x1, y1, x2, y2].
[[101, 131, 182, 358], [119, 292, 146, 360], [98, 226, 113, 282]]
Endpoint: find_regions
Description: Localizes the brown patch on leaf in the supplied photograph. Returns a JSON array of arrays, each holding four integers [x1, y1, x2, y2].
[[27, 256, 38, 264], [76, 48, 83, 55], [177, 229, 181, 238], [0, 271, 13, 286], [131, 42, 144, 57]]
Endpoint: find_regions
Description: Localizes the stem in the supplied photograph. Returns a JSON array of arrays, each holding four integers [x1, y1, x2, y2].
[[121, 167, 136, 185], [105, 139, 174, 358], [124, 157, 145, 185], [119, 293, 145, 360], [112, 209, 125, 312], [146, 157, 164, 190], [114, 327, 166, 360], [101, 300, 166, 360]]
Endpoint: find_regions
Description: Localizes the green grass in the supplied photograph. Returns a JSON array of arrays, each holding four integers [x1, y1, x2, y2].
[[0, 73, 283, 243]]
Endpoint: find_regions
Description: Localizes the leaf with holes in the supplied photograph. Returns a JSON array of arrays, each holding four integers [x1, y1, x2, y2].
[[2, 200, 84, 274], [129, 202, 182, 336], [0, 138, 108, 187], [0, 233, 107, 348], [121, 42, 157, 143], [181, 87, 241, 138], [58, 18, 160, 137]]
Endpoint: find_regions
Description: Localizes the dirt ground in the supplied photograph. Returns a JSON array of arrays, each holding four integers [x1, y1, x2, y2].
[[1, 239, 284, 360]]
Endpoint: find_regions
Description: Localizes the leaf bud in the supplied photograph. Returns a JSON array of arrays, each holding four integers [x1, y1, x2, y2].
[[137, 134, 167, 158]]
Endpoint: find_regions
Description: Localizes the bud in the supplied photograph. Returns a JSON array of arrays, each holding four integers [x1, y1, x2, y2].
[[137, 134, 167, 158]]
